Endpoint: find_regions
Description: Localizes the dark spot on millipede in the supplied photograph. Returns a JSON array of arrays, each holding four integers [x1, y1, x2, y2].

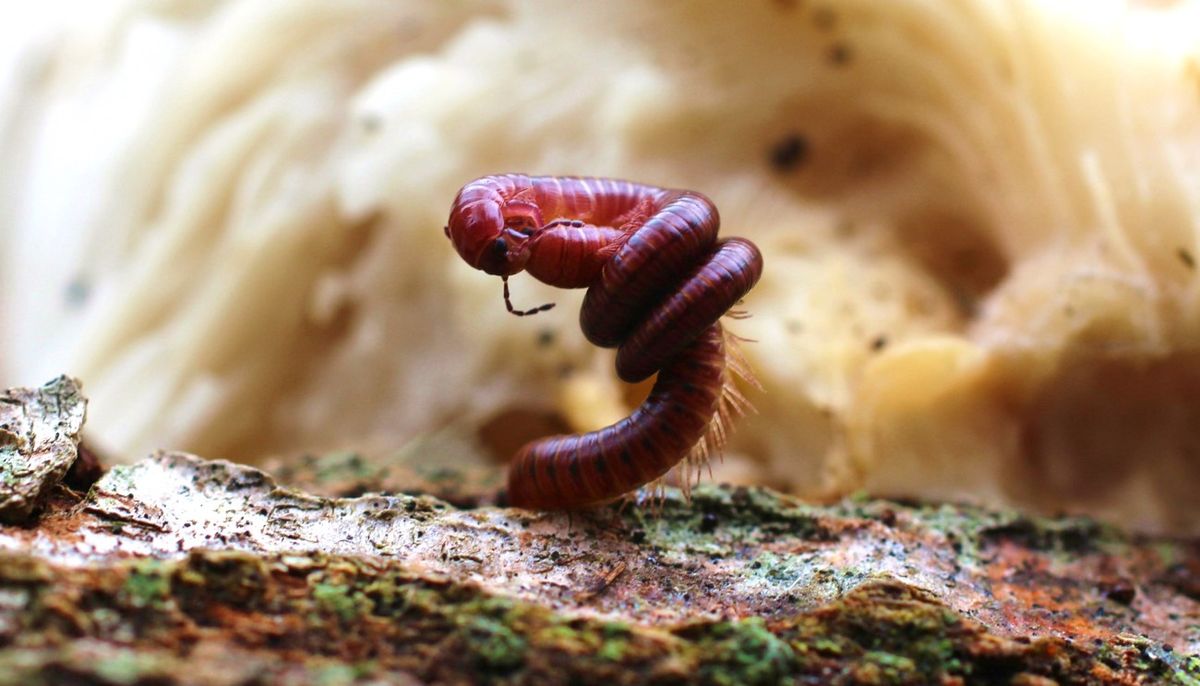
[[537, 329, 556, 347], [569, 460, 582, 479], [828, 42, 853, 66], [769, 134, 809, 172], [870, 334, 888, 352], [620, 449, 633, 466], [1178, 247, 1196, 270]]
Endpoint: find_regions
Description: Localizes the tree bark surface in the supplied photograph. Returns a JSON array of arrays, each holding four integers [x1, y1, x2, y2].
[[0, 377, 1197, 685]]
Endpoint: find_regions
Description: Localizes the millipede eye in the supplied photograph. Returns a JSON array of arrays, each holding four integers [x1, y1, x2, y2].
[[492, 237, 507, 255]]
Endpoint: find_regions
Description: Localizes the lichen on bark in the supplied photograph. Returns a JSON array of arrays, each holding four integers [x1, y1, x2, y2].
[[0, 376, 86, 523], [0, 377, 1197, 685]]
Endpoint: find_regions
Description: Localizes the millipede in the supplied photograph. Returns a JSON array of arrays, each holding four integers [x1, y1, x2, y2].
[[445, 174, 763, 510]]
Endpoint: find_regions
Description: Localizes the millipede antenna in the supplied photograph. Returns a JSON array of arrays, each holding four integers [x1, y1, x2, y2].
[[503, 276, 555, 316]]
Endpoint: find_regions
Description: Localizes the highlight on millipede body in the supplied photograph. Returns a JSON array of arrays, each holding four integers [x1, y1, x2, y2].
[[445, 174, 764, 510]]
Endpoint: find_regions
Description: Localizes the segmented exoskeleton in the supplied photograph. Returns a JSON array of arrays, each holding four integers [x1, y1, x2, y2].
[[446, 174, 763, 509]]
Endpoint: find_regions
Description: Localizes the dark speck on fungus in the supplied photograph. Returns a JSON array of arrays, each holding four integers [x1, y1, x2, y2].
[[769, 134, 809, 172], [812, 6, 837, 31], [359, 113, 383, 133], [828, 42, 853, 67], [1177, 247, 1195, 270]]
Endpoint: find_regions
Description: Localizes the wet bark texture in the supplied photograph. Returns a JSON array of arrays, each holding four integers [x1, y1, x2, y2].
[[0, 377, 1197, 685]]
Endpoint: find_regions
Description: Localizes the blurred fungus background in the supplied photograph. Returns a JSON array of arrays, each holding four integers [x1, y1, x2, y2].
[[2, 0, 1200, 532]]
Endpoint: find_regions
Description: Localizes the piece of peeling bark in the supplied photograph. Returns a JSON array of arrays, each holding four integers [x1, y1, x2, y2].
[[0, 378, 1197, 685], [0, 375, 86, 523]]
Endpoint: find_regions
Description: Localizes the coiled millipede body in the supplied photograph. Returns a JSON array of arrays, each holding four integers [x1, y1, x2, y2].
[[446, 174, 763, 510]]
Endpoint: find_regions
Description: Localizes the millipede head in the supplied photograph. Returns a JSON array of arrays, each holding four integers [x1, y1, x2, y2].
[[446, 182, 537, 277]]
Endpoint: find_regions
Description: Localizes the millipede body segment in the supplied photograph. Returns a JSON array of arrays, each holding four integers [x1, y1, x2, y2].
[[446, 174, 763, 510]]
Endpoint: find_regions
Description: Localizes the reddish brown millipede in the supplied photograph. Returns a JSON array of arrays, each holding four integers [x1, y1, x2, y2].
[[446, 174, 763, 509]]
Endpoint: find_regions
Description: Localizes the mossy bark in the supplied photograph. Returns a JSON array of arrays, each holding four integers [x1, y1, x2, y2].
[[0, 377, 1197, 685]]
